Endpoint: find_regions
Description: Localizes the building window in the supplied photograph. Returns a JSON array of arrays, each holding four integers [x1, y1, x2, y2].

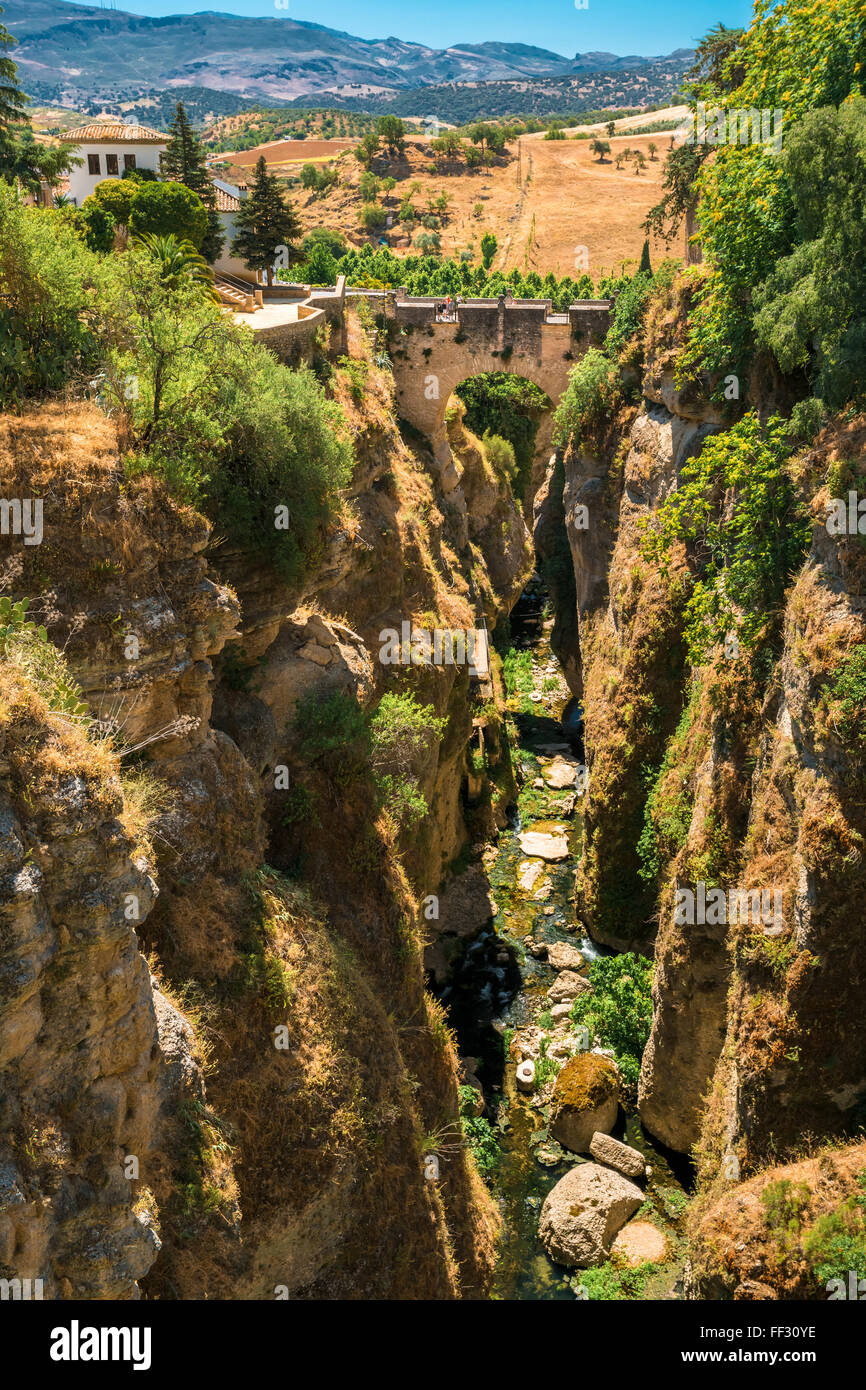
[[106, 153, 118, 175], [124, 153, 136, 171], [87, 153, 100, 176]]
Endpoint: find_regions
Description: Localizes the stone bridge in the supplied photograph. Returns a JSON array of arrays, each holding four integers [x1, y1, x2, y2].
[[384, 293, 611, 465]]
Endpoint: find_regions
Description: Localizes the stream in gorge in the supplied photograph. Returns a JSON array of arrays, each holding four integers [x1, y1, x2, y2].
[[435, 574, 694, 1300]]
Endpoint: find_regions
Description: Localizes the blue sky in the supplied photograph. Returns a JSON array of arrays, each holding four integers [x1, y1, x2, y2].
[[79, 0, 754, 58]]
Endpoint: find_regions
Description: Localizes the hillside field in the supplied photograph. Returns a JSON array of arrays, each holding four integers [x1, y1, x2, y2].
[[216, 129, 676, 279]]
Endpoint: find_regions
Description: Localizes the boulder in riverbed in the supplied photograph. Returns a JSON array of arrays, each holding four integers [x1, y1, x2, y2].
[[589, 1131, 646, 1178], [518, 860, 544, 892], [516, 1060, 536, 1093], [547, 970, 591, 1005], [542, 755, 581, 789], [518, 829, 569, 861], [610, 1219, 668, 1267], [550, 1053, 619, 1153], [547, 941, 586, 973], [538, 1162, 643, 1267]]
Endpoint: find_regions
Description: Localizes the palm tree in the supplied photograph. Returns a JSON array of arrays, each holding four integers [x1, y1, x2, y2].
[[134, 232, 219, 301]]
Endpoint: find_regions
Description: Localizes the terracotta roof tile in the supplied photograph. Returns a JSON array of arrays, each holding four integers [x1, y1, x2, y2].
[[214, 186, 241, 212], [63, 122, 168, 144]]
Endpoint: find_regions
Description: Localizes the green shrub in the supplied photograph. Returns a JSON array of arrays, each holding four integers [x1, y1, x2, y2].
[[502, 647, 533, 710], [578, 1260, 656, 1300], [98, 248, 353, 585], [0, 598, 89, 718], [482, 429, 518, 484], [337, 354, 369, 403], [128, 180, 209, 248], [761, 1178, 811, 1237], [569, 952, 653, 1088], [827, 645, 866, 749], [553, 348, 622, 447], [642, 412, 810, 663], [370, 691, 447, 831], [456, 373, 548, 495], [293, 689, 370, 787], [804, 1197, 866, 1284], [280, 782, 319, 828], [458, 1087, 500, 1180], [679, 0, 866, 393], [361, 202, 387, 233], [0, 186, 99, 403]]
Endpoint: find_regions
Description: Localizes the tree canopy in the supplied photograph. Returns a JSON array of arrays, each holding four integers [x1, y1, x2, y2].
[[230, 155, 302, 283], [160, 100, 223, 262]]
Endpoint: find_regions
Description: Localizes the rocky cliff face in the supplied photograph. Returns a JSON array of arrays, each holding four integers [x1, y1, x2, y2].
[[564, 386, 717, 951], [697, 424, 866, 1179], [0, 335, 530, 1298], [559, 278, 866, 1239], [0, 660, 161, 1300]]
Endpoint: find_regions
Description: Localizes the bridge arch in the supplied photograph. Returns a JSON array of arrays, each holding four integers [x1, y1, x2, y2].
[[384, 293, 611, 469]]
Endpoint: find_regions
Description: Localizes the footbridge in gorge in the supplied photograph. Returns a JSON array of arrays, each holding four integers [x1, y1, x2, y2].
[[383, 292, 611, 470]]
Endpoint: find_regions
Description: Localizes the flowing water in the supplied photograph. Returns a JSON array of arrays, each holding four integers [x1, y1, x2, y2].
[[436, 574, 692, 1300]]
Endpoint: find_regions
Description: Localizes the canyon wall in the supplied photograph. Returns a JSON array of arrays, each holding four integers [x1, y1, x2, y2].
[[560, 278, 866, 1264], [0, 328, 532, 1299]]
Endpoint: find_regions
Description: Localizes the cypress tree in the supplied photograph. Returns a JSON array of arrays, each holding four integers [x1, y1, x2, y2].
[[639, 238, 652, 275], [230, 155, 302, 285], [161, 101, 223, 263]]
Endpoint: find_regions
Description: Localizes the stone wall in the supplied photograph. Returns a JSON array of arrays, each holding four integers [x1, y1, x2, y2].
[[385, 296, 610, 454], [249, 304, 324, 366]]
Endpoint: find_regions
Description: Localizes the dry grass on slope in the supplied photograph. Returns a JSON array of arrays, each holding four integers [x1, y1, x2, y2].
[[688, 1142, 866, 1300]]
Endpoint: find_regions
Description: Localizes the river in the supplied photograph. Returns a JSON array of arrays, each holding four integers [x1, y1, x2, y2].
[[436, 573, 692, 1300]]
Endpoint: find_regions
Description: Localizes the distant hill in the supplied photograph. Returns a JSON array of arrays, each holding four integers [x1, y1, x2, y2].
[[313, 66, 691, 122], [3, 0, 692, 115]]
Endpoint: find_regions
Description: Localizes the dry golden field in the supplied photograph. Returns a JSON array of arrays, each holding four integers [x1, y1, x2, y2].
[[220, 128, 680, 278]]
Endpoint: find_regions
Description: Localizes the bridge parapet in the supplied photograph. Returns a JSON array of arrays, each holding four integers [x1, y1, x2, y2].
[[568, 300, 613, 341], [386, 291, 610, 344]]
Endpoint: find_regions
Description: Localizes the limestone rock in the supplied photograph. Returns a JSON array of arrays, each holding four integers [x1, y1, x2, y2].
[[543, 755, 580, 789], [589, 1131, 646, 1179], [0, 704, 162, 1298], [610, 1219, 667, 1266], [547, 970, 591, 1006], [547, 942, 586, 973], [550, 1053, 619, 1153], [516, 1060, 536, 1093], [539, 1163, 643, 1267], [154, 991, 205, 1106], [518, 829, 569, 861], [257, 610, 373, 735], [518, 860, 544, 892]]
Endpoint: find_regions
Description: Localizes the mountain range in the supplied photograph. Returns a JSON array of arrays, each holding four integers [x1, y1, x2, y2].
[[4, 0, 693, 108]]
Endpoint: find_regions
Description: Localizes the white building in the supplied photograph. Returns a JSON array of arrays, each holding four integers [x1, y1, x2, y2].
[[210, 178, 257, 282], [63, 121, 168, 206]]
